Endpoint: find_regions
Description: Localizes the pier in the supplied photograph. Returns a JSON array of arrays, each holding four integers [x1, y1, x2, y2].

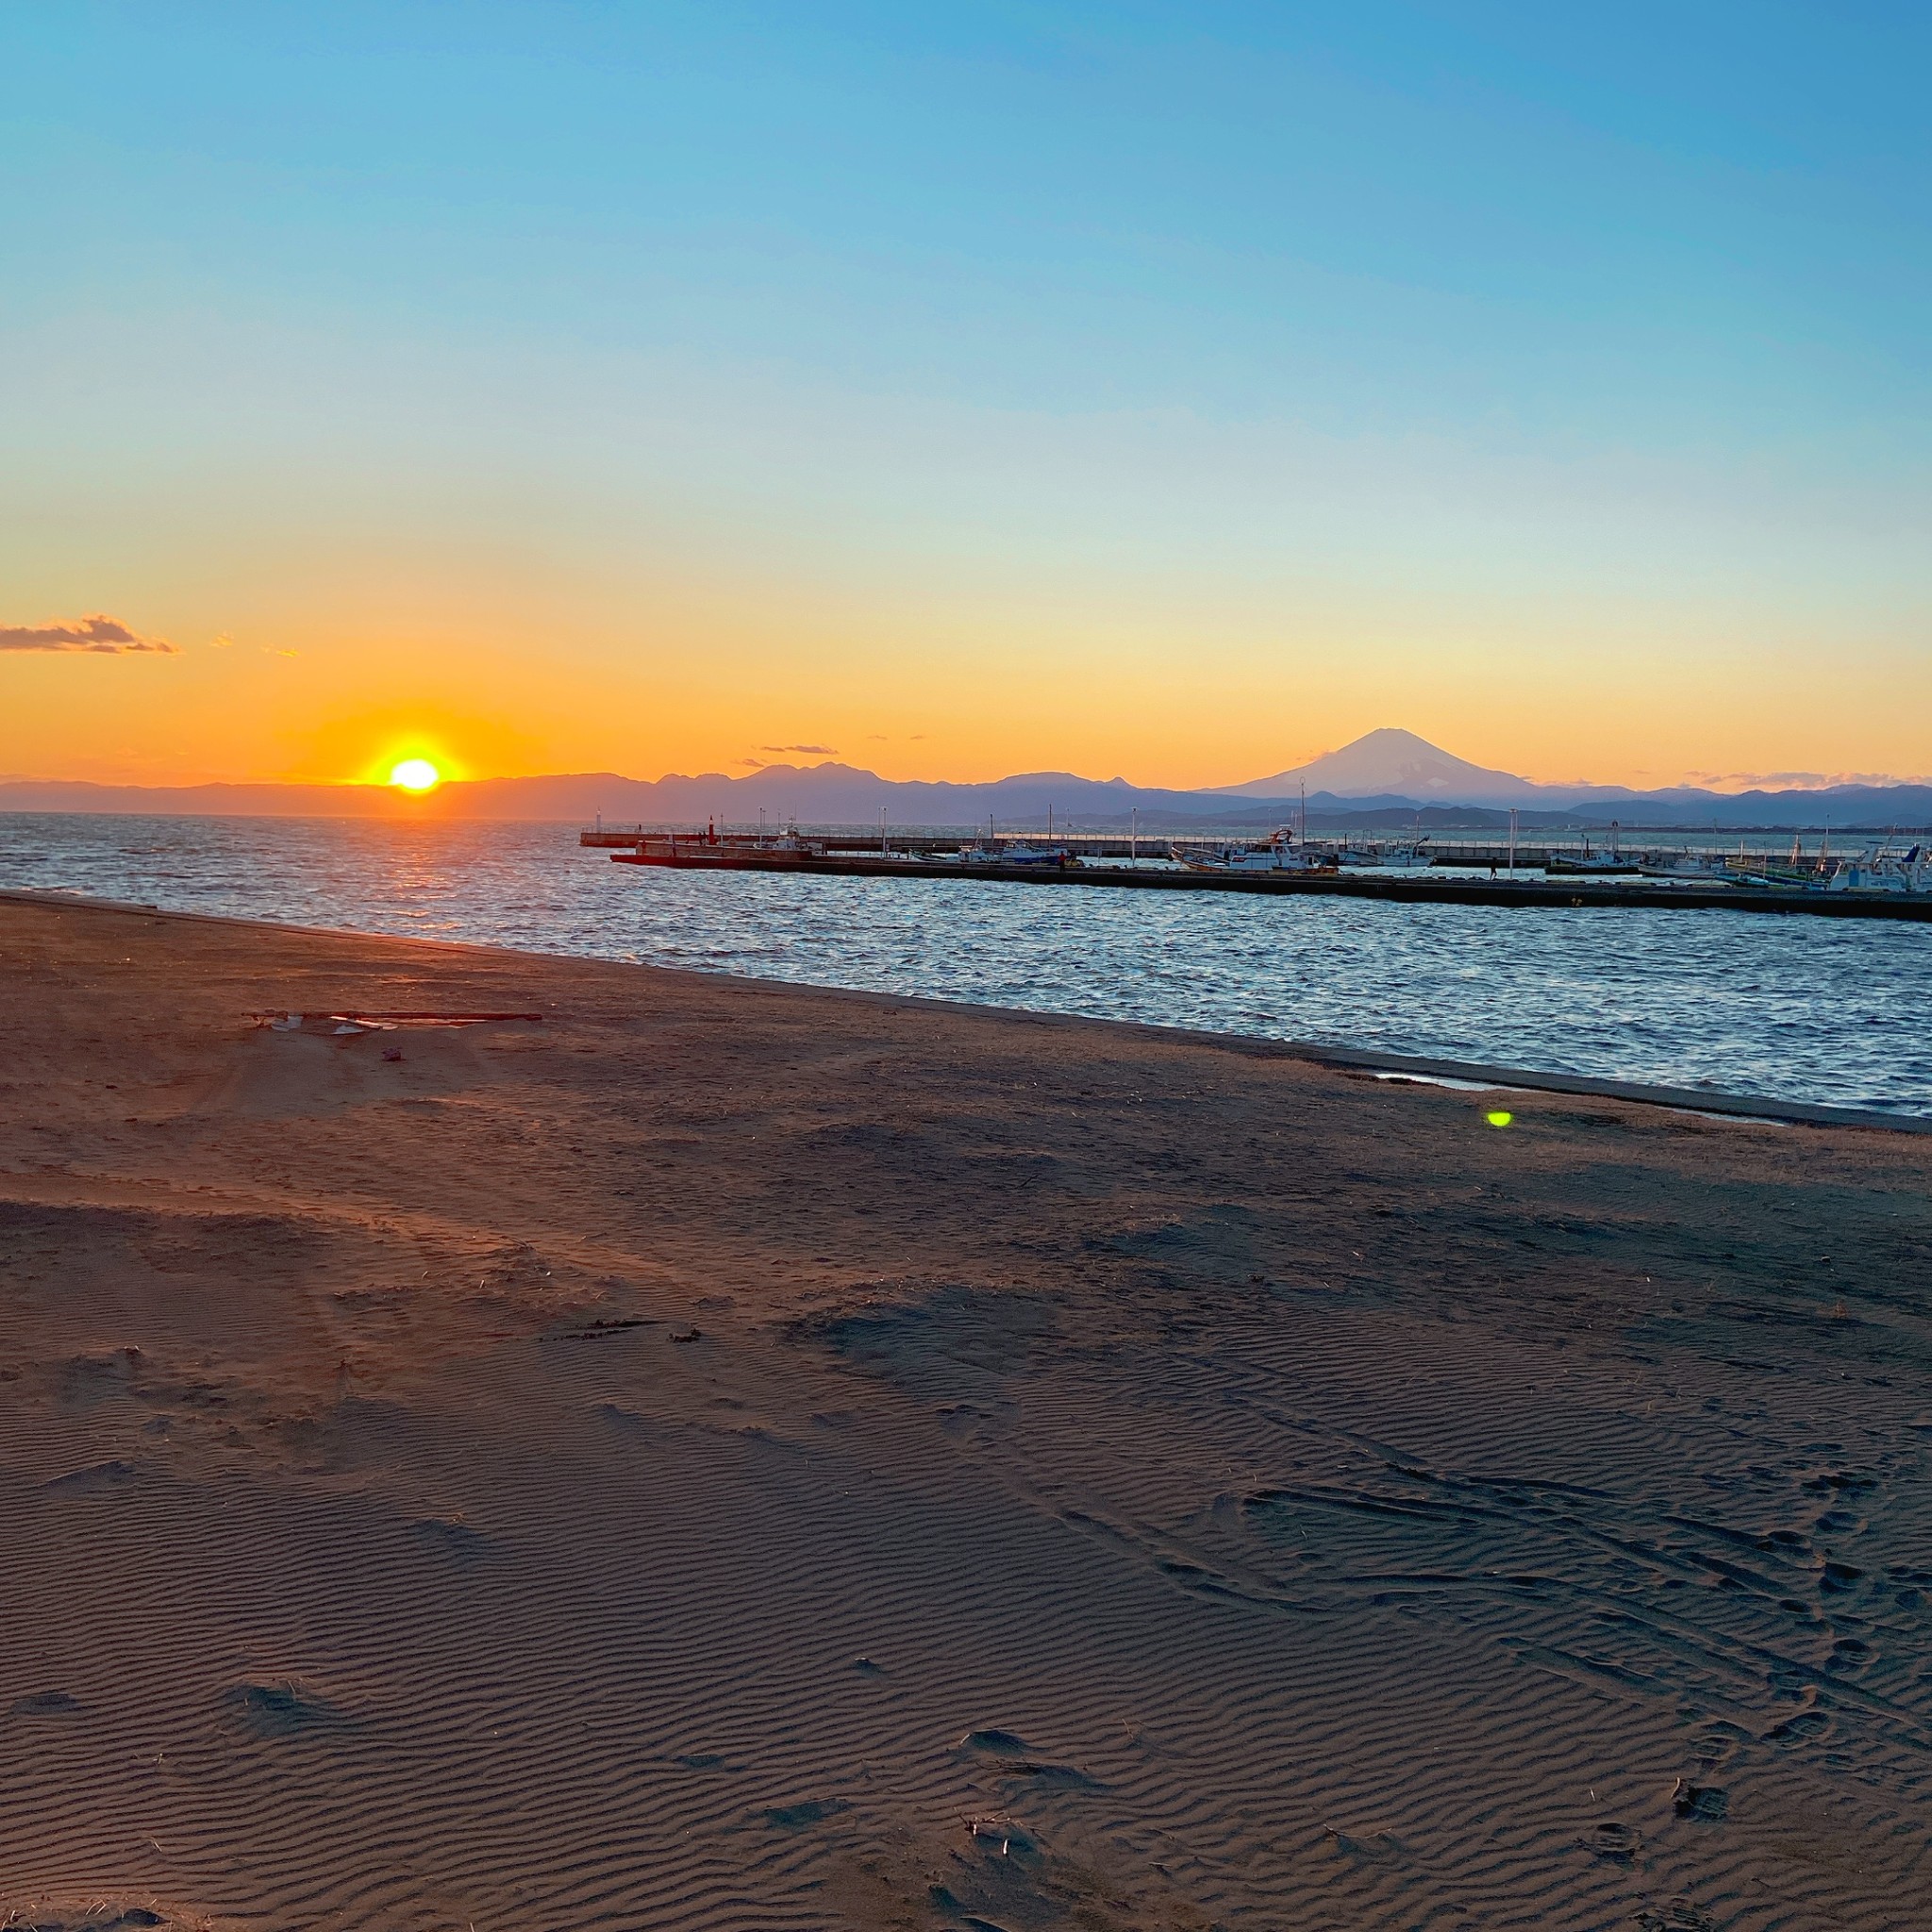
[[603, 841, 1932, 921], [582, 825, 1921, 869], [581, 827, 1163, 858], [579, 829, 1641, 866]]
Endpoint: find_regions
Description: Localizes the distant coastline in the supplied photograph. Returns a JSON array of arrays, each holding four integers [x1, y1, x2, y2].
[[5, 764, 1930, 833]]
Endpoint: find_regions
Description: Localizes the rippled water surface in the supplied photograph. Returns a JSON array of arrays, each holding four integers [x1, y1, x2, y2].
[[5, 812, 1927, 1116]]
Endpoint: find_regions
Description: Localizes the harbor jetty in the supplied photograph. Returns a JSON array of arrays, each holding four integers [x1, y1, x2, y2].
[[594, 831, 1932, 921]]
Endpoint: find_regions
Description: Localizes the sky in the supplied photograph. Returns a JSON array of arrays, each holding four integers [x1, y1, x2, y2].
[[3, 1, 1928, 791]]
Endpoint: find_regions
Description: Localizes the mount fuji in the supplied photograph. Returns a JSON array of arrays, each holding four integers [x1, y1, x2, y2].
[[1216, 728, 1540, 804]]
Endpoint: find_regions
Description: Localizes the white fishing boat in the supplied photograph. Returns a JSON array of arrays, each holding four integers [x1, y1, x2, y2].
[[1547, 822, 1641, 875], [955, 812, 1079, 867], [958, 841, 1078, 867], [1335, 838, 1432, 869], [1178, 828, 1336, 874], [1825, 842, 1930, 893], [763, 817, 823, 856], [1637, 852, 1732, 880]]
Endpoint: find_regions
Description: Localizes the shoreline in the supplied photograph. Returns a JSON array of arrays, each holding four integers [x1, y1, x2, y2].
[[6, 884, 1925, 1135]]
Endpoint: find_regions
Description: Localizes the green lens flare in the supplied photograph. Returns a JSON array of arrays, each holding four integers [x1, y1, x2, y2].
[[1486, 1109, 1514, 1127]]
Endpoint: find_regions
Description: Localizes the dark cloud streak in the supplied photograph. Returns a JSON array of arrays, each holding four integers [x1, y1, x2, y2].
[[758, 743, 838, 756], [0, 614, 178, 655]]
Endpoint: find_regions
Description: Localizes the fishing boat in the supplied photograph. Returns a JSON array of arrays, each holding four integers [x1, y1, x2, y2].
[[1547, 838, 1639, 875], [759, 816, 824, 856], [957, 841, 1079, 867], [1728, 867, 1829, 891], [1545, 854, 1641, 875], [1335, 838, 1432, 869], [1546, 822, 1641, 875], [1728, 833, 1837, 891], [1637, 852, 1733, 881], [1179, 778, 1339, 875], [955, 809, 1080, 868], [1825, 843, 1931, 893], [1178, 828, 1336, 874]]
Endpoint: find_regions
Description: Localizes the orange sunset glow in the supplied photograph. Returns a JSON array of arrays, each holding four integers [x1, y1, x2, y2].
[[6, 590, 1927, 798]]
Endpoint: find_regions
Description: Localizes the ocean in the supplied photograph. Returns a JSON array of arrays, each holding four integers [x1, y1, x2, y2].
[[5, 811, 1926, 1117]]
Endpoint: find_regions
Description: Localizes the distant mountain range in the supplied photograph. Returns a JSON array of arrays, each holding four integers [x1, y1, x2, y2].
[[5, 728, 1929, 829], [1213, 728, 1932, 815]]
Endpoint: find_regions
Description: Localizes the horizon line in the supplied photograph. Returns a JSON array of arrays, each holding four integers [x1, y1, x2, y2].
[[3, 764, 1929, 802]]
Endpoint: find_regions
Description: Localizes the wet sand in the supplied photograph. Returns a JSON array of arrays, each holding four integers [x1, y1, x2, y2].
[[2, 895, 1928, 1932]]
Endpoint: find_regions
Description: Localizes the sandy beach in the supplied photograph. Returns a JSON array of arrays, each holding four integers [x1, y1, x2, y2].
[[3, 893, 1928, 1932]]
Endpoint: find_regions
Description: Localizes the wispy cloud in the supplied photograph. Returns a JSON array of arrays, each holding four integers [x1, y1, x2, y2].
[[759, 742, 838, 756], [0, 613, 177, 655], [1684, 768, 1922, 791]]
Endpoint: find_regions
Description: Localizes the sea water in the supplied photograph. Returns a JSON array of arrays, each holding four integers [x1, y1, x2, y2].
[[3, 812, 1926, 1117]]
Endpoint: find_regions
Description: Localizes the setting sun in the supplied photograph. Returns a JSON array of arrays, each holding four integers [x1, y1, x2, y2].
[[389, 758, 441, 792]]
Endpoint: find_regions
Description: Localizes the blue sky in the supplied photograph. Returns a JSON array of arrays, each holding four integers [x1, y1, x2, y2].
[[3, 3, 1927, 785]]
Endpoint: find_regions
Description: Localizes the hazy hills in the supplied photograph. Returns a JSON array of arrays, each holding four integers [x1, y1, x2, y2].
[[4, 730, 1928, 829]]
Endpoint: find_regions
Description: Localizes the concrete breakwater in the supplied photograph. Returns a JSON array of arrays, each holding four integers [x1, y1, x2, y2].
[[581, 826, 1915, 869], [608, 843, 1932, 921]]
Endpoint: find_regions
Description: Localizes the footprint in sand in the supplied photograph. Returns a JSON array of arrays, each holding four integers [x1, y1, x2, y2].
[[41, 1457, 143, 1493], [223, 1678, 351, 1740], [408, 1515, 492, 1560], [9, 1690, 82, 1718], [758, 1797, 847, 1832], [954, 1728, 1107, 1790], [1636, 1902, 1718, 1932], [2, 1910, 167, 1930], [1671, 1780, 1728, 1822], [1581, 1821, 1641, 1862]]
